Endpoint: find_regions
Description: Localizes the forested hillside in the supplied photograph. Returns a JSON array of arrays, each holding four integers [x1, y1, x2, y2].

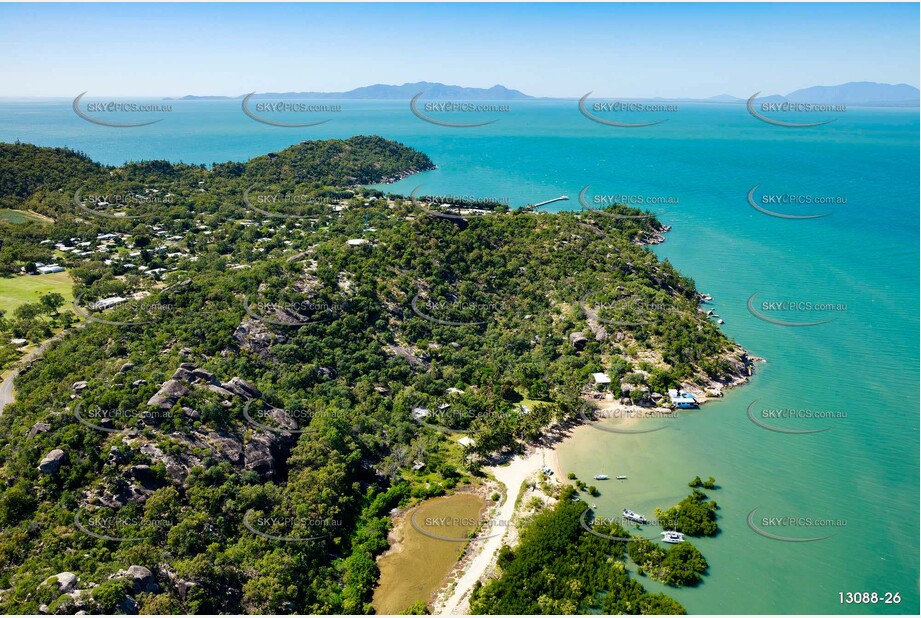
[[0, 138, 749, 614]]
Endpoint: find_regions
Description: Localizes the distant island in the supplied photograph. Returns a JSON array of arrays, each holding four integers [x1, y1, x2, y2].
[[723, 81, 920, 107], [165, 81, 919, 106], [165, 81, 534, 101]]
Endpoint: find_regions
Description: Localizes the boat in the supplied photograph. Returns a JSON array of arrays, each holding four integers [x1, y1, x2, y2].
[[661, 530, 685, 544], [623, 509, 648, 524], [593, 471, 609, 480], [668, 389, 699, 409], [616, 475, 627, 480]]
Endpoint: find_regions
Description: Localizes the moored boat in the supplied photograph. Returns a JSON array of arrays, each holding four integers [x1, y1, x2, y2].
[[661, 530, 685, 543], [623, 508, 648, 524]]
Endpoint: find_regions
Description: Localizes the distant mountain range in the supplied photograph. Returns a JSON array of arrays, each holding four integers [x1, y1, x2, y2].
[[165, 82, 533, 101], [165, 81, 919, 106], [715, 82, 920, 107]]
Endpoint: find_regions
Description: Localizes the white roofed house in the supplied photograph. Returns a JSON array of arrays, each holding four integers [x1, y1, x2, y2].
[[592, 372, 612, 392], [36, 264, 65, 275], [90, 296, 127, 311], [411, 407, 431, 421]]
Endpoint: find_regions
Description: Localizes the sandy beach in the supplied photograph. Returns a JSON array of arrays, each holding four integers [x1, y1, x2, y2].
[[430, 402, 678, 614], [434, 445, 547, 615]]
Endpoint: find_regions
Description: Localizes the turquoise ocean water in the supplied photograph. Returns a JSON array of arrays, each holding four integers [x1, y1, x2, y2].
[[1, 98, 918, 614]]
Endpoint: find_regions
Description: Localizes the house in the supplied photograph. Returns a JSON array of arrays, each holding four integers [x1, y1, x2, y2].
[[592, 372, 612, 387], [91, 296, 127, 311], [411, 407, 431, 421], [36, 264, 65, 275], [668, 389, 699, 409], [10, 338, 27, 347], [457, 436, 476, 448]]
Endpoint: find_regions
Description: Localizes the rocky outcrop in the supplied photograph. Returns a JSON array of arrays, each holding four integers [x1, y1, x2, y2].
[[569, 332, 589, 350], [170, 367, 195, 382], [115, 596, 138, 614], [233, 317, 286, 356], [92, 470, 161, 508], [199, 384, 234, 398], [244, 434, 277, 478], [28, 422, 51, 439], [147, 362, 263, 412], [131, 425, 290, 483], [43, 572, 77, 593], [579, 303, 609, 342], [112, 566, 158, 594], [37, 449, 67, 474], [191, 368, 215, 383], [386, 344, 430, 369], [146, 380, 189, 409], [221, 377, 262, 400]]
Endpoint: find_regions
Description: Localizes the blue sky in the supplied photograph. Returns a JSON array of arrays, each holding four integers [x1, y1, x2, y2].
[[1, 2, 918, 98]]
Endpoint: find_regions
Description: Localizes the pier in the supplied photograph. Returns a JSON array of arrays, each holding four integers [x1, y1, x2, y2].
[[523, 195, 569, 212]]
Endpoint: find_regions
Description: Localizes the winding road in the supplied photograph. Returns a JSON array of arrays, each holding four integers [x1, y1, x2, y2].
[[0, 331, 74, 415]]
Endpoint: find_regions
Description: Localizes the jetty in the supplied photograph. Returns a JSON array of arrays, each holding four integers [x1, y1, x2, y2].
[[522, 195, 569, 212]]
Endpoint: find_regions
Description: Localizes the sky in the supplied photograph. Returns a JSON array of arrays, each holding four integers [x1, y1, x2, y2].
[[0, 2, 918, 98]]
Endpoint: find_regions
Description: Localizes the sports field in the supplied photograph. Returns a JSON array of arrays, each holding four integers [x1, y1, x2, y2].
[[0, 271, 74, 316]]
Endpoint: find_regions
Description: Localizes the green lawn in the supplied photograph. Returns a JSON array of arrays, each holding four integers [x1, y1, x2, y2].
[[0, 209, 53, 225], [0, 272, 74, 316]]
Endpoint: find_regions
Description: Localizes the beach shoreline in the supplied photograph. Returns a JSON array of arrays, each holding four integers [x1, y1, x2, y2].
[[428, 382, 758, 615]]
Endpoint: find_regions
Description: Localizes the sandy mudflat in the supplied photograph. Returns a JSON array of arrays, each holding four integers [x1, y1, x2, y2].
[[435, 447, 546, 614]]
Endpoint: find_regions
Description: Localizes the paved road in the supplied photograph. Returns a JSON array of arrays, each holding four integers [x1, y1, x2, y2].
[[0, 331, 74, 415]]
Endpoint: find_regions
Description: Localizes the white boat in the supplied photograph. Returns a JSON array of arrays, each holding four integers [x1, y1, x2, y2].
[[661, 530, 685, 544], [616, 475, 627, 480], [623, 509, 648, 524], [593, 473, 609, 480]]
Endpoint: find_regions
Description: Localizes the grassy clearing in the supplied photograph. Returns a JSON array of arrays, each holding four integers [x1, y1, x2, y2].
[[0, 209, 53, 224], [0, 272, 74, 316]]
